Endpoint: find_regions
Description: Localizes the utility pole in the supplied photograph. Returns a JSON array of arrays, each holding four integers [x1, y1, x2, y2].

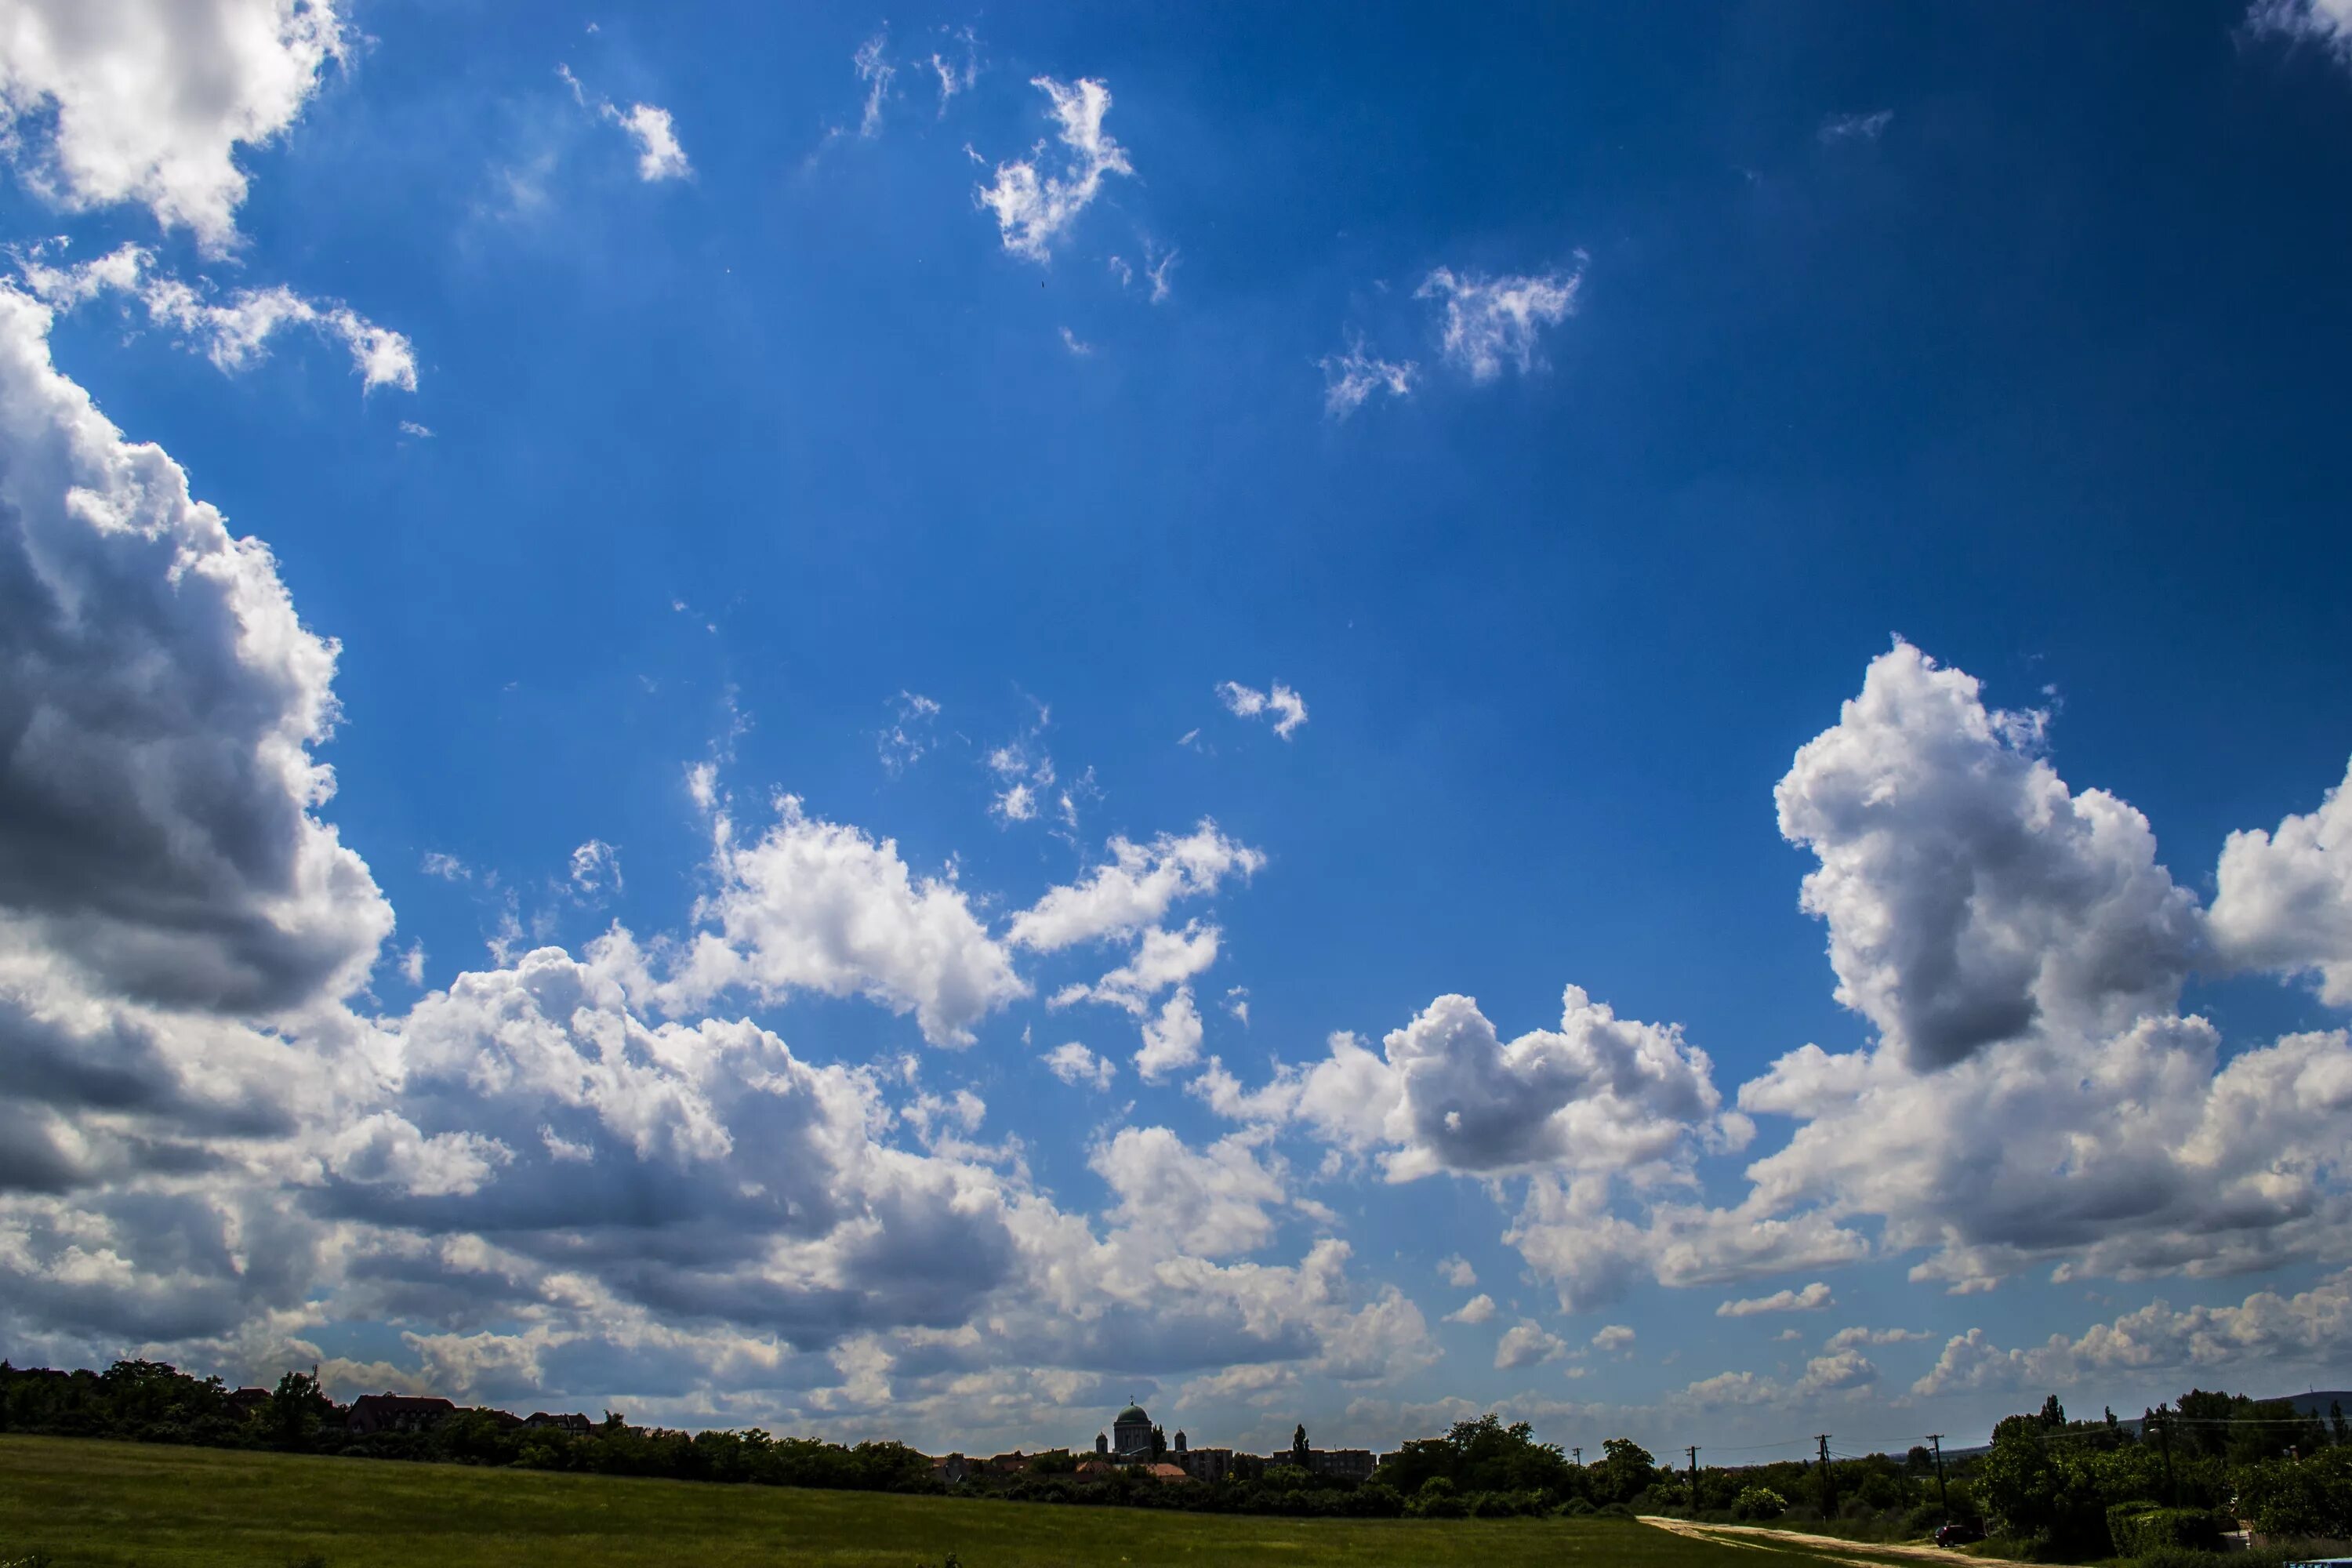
[[1572, 1446, 1581, 1467], [1817, 1435, 1835, 1517], [1687, 1446, 1700, 1513], [1926, 1434, 1948, 1520]]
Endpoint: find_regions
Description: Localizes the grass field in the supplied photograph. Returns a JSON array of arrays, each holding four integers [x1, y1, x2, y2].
[[0, 1434, 1886, 1568]]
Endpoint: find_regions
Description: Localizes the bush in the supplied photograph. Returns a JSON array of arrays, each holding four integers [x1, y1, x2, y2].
[[2107, 1504, 2223, 1556], [1595, 1501, 1635, 1519], [1732, 1485, 1788, 1522], [1555, 1497, 1595, 1517]]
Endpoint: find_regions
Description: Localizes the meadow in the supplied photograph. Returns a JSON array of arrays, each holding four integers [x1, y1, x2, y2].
[[0, 1434, 1882, 1568]]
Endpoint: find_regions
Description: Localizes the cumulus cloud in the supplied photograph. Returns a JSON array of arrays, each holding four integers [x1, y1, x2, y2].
[[0, 276, 1436, 1446], [1495, 1319, 1567, 1370], [1134, 986, 1205, 1082], [1272, 987, 1724, 1183], [1439, 1254, 1478, 1289], [0, 284, 392, 1021], [0, 0, 347, 250], [1319, 337, 1415, 419], [659, 795, 1027, 1047], [1042, 1041, 1114, 1091], [1446, 1292, 1496, 1325], [1009, 822, 1263, 953], [1417, 263, 1583, 382], [19, 244, 417, 390], [1777, 641, 2201, 1072], [1217, 680, 1309, 739], [1912, 1269, 2352, 1396], [1824, 1325, 1929, 1351], [1052, 920, 1220, 1014], [975, 77, 1133, 263], [1716, 1281, 1835, 1317], [2210, 757, 2352, 1004], [1590, 1323, 1635, 1353]]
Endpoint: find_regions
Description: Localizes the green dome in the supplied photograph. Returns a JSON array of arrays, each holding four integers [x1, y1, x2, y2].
[[1115, 1404, 1149, 1425]]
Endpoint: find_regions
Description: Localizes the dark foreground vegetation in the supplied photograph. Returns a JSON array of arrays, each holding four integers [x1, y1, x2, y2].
[[0, 1432, 1852, 1568], [5, 1357, 2350, 1563]]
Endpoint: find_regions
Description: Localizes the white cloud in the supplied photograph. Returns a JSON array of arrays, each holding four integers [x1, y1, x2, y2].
[[1091, 1126, 1305, 1258], [1778, 641, 2201, 1072], [0, 284, 393, 1022], [2210, 757, 2352, 1004], [659, 795, 1028, 1047], [1319, 337, 1416, 418], [421, 852, 470, 882], [2249, 0, 2352, 63], [928, 27, 979, 115], [1052, 921, 1220, 1014], [1495, 1319, 1567, 1370], [612, 103, 690, 181], [975, 77, 1133, 263], [1134, 986, 1205, 1082], [1439, 1254, 1477, 1289], [398, 420, 432, 439], [1268, 987, 1724, 1183], [0, 0, 347, 251], [877, 691, 941, 777], [1913, 1269, 2352, 1396], [20, 245, 417, 391], [568, 839, 621, 897], [1042, 1041, 1114, 1091], [1417, 263, 1583, 383], [1216, 680, 1309, 739], [1009, 822, 1264, 952], [561, 65, 689, 181], [1824, 1325, 1929, 1351], [1445, 1292, 1495, 1325], [1590, 1323, 1635, 1353], [397, 942, 426, 986], [854, 31, 895, 138], [1144, 243, 1178, 303], [1716, 1281, 1835, 1317], [1059, 325, 1094, 357], [1818, 111, 1893, 143]]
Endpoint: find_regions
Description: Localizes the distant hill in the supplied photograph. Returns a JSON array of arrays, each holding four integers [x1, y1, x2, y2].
[[2278, 1391, 2352, 1421]]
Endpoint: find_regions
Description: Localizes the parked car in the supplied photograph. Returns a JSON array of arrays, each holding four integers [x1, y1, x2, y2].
[[1934, 1522, 1983, 1548]]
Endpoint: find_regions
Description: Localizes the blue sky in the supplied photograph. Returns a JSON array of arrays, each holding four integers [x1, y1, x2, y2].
[[4, 0, 2352, 1461]]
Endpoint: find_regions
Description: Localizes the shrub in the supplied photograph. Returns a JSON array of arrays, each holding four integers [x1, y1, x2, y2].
[[1732, 1486, 1788, 1522], [2107, 1504, 2223, 1556], [1595, 1501, 1635, 1519]]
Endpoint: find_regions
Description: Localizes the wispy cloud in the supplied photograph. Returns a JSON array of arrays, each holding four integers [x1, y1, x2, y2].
[[976, 77, 1134, 262], [1417, 262, 1584, 382], [1217, 680, 1309, 739], [1319, 336, 1417, 418], [1818, 109, 1893, 143]]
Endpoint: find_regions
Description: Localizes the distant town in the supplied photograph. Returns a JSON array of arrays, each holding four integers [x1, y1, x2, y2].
[[927, 1399, 1376, 1487]]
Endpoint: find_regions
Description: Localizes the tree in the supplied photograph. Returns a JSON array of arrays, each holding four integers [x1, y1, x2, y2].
[[1291, 1425, 1311, 1468], [267, 1370, 333, 1449], [2038, 1395, 2067, 1430], [1151, 1425, 1167, 1461], [2331, 1399, 2347, 1448], [1599, 1437, 1658, 1506]]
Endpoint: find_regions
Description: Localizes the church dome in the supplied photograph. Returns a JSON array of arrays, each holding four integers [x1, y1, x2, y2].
[[1115, 1403, 1149, 1425]]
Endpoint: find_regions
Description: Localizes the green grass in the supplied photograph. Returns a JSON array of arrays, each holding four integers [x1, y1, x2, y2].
[[0, 1433, 1868, 1568]]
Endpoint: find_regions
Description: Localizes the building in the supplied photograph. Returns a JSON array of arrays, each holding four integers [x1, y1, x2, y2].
[[1141, 1462, 1191, 1483], [347, 1393, 457, 1436], [1174, 1433, 1235, 1484], [524, 1411, 592, 1436], [931, 1454, 971, 1485], [224, 1387, 272, 1421], [1110, 1401, 1155, 1460]]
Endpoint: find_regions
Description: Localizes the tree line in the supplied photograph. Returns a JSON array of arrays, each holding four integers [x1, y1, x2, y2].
[[3, 1357, 2347, 1552]]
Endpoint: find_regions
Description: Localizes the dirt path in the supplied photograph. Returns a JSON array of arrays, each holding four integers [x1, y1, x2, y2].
[[1640, 1515, 1991, 1566]]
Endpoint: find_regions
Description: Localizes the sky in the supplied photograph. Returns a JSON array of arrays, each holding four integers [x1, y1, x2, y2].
[[2, 0, 2352, 1465]]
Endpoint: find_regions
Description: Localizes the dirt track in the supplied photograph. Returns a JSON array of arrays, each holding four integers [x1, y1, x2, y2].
[[1639, 1515, 1991, 1566]]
